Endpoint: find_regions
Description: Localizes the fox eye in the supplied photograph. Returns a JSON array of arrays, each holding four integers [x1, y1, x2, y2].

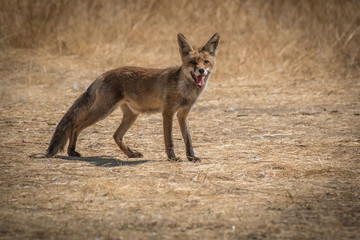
[[189, 61, 197, 65], [204, 60, 210, 64]]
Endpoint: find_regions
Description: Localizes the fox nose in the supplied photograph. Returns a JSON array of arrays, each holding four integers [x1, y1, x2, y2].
[[198, 68, 205, 74]]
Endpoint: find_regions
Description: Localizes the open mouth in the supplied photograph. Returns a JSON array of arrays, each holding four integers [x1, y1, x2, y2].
[[191, 72, 205, 88]]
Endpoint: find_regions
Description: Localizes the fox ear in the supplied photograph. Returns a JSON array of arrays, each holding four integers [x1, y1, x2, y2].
[[177, 33, 194, 57], [202, 33, 220, 56]]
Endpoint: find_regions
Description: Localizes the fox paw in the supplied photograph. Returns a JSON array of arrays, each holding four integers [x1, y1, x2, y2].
[[188, 156, 201, 163], [129, 151, 143, 158], [168, 157, 183, 162], [68, 151, 82, 157]]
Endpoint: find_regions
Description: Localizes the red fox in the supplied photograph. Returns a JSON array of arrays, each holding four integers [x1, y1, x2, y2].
[[46, 33, 220, 162]]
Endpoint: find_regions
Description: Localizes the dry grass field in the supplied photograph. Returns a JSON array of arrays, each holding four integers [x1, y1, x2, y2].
[[1, 0, 359, 239]]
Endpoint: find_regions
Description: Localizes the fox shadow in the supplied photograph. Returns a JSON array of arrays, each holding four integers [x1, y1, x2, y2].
[[60, 156, 153, 167], [30, 154, 153, 167]]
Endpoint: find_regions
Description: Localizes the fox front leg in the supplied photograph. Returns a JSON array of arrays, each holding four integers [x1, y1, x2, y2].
[[177, 108, 200, 162], [162, 111, 182, 162]]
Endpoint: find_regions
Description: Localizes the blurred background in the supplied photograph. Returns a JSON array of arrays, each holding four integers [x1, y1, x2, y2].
[[1, 0, 359, 83]]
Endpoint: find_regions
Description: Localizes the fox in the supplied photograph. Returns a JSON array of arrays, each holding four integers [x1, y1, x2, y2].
[[46, 33, 220, 162]]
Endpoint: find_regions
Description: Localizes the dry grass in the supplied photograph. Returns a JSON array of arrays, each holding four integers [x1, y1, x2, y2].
[[0, 0, 360, 239]]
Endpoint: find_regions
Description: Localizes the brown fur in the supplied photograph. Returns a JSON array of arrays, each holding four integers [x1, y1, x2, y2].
[[46, 33, 220, 162]]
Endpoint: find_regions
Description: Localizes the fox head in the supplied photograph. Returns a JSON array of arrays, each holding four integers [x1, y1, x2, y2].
[[177, 33, 220, 89]]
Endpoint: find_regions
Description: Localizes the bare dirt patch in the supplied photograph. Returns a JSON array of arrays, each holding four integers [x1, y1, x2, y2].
[[1, 48, 359, 240]]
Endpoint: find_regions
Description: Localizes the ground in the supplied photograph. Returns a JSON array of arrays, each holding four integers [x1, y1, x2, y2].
[[0, 48, 359, 239]]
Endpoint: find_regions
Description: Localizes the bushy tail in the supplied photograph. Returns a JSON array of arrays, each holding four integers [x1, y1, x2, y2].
[[46, 89, 94, 157], [46, 113, 73, 157]]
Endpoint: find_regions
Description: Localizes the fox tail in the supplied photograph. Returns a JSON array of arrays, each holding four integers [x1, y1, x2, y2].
[[46, 89, 94, 157]]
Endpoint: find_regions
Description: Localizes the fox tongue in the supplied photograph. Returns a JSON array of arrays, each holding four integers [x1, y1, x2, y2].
[[196, 75, 205, 88]]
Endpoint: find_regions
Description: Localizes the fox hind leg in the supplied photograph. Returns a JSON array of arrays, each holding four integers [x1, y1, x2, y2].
[[68, 130, 81, 157], [113, 105, 142, 158], [67, 103, 118, 157]]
